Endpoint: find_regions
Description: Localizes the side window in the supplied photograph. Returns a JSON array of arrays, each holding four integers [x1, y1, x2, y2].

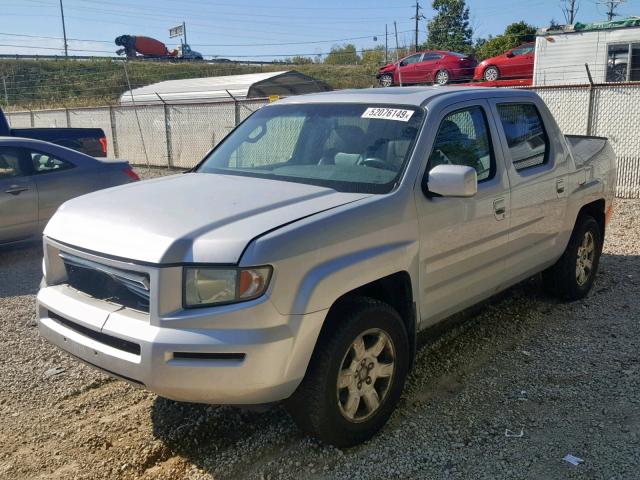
[[423, 53, 442, 61], [0, 147, 25, 180], [29, 151, 75, 174], [428, 106, 495, 182], [497, 103, 549, 172], [512, 45, 534, 56], [402, 54, 422, 65]]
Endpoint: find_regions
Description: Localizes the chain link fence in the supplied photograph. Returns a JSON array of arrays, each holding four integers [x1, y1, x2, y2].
[[5, 84, 640, 197]]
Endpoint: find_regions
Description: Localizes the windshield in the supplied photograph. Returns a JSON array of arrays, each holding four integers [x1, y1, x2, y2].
[[196, 103, 425, 193]]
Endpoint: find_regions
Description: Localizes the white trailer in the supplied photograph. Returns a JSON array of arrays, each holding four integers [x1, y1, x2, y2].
[[533, 18, 640, 86]]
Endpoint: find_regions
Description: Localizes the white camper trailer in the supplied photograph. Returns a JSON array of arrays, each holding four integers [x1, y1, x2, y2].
[[533, 18, 640, 86]]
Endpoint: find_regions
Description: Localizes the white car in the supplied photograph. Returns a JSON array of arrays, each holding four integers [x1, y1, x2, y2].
[[37, 87, 616, 447]]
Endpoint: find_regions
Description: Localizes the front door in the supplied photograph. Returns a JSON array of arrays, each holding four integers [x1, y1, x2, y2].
[[415, 101, 511, 326], [397, 53, 423, 84], [0, 146, 38, 243]]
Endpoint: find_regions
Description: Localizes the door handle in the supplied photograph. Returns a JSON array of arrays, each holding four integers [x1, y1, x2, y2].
[[556, 179, 565, 194], [5, 185, 28, 195], [493, 198, 506, 221]]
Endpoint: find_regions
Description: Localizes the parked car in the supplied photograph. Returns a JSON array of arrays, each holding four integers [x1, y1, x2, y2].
[[0, 137, 138, 245], [37, 87, 616, 447], [474, 42, 535, 82], [0, 107, 108, 157], [377, 50, 477, 86]]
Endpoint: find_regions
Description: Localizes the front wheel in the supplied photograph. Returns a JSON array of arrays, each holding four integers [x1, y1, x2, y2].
[[542, 215, 602, 300], [484, 66, 499, 82], [379, 73, 393, 87], [285, 297, 409, 447]]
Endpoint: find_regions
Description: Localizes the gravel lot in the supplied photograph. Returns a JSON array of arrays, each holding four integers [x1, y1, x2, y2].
[[0, 170, 638, 479]]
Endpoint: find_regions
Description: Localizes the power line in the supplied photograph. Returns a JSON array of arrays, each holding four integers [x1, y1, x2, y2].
[[598, 0, 626, 21]]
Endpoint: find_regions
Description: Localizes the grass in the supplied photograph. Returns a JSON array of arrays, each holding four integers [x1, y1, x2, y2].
[[0, 59, 378, 111]]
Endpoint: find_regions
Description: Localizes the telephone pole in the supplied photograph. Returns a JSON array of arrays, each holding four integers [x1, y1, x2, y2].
[[411, 1, 425, 52], [59, 0, 68, 57], [602, 0, 626, 21]]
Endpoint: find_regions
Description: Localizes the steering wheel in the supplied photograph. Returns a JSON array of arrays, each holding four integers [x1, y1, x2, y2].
[[359, 157, 395, 171]]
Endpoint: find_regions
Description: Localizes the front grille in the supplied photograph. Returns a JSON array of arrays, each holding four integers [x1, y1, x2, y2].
[[48, 310, 141, 356], [60, 252, 150, 312]]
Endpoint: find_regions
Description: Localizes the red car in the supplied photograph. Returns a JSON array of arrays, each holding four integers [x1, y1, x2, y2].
[[473, 43, 535, 82], [377, 50, 477, 87]]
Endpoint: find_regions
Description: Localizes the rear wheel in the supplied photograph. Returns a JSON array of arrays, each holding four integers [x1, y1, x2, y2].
[[542, 215, 602, 300], [484, 66, 499, 82], [379, 74, 393, 87], [434, 69, 450, 86], [285, 297, 409, 447]]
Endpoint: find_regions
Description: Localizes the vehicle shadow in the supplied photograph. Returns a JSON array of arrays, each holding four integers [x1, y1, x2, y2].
[[0, 242, 42, 298], [149, 250, 638, 477]]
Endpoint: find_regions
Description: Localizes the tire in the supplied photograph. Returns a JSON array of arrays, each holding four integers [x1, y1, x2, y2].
[[483, 66, 499, 82], [542, 215, 602, 300], [285, 296, 409, 447], [379, 74, 393, 87], [434, 69, 450, 86]]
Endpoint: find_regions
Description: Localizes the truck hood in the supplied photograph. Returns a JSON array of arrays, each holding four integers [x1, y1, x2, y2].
[[44, 173, 371, 264]]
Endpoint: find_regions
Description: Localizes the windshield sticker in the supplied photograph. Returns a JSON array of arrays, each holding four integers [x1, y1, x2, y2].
[[361, 107, 415, 122]]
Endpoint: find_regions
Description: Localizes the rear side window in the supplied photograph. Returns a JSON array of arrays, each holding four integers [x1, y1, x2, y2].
[[497, 103, 549, 171], [28, 151, 75, 174], [428, 106, 495, 182], [0, 147, 25, 179]]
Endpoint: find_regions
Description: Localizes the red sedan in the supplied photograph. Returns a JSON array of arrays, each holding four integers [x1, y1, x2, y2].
[[473, 43, 535, 82], [377, 50, 477, 87]]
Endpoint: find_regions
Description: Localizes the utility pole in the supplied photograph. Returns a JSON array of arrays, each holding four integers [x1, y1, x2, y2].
[[385, 24, 388, 64], [411, 1, 425, 52], [59, 0, 68, 57], [182, 21, 188, 46], [602, 0, 626, 21], [561, 0, 580, 24], [394, 21, 402, 86]]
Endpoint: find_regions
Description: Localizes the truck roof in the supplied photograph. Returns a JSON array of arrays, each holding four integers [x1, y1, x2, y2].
[[275, 86, 538, 108]]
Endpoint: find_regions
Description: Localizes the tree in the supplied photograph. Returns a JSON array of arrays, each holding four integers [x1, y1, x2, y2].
[[475, 21, 537, 60], [560, 0, 580, 24], [423, 0, 473, 53], [361, 45, 386, 67], [286, 56, 314, 65], [324, 44, 359, 65]]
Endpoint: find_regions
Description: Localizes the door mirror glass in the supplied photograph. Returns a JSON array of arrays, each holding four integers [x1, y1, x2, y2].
[[426, 164, 477, 197]]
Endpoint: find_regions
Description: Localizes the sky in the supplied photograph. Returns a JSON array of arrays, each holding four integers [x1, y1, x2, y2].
[[0, 0, 636, 60]]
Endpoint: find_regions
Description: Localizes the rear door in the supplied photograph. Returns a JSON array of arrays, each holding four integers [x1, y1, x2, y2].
[[488, 98, 569, 284], [414, 100, 512, 326], [24, 148, 86, 228], [0, 146, 38, 243], [413, 53, 443, 83]]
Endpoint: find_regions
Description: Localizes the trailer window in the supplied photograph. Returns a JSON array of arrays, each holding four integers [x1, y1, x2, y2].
[[497, 103, 549, 172], [606, 43, 640, 82]]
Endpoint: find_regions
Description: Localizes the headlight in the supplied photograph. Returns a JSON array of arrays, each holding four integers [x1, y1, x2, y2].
[[183, 266, 272, 308]]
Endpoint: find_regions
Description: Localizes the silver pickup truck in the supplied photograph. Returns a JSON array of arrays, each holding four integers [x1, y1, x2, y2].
[[37, 87, 616, 447]]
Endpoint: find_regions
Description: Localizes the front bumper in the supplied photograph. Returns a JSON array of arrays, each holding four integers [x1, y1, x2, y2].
[[37, 240, 327, 405]]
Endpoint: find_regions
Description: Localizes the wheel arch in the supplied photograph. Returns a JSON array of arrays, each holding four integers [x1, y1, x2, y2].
[[314, 271, 417, 369], [577, 198, 606, 240]]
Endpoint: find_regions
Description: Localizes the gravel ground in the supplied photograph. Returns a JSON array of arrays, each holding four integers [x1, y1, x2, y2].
[[0, 173, 638, 479]]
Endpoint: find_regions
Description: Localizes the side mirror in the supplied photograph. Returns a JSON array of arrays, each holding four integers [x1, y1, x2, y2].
[[399, 60, 407, 67], [425, 165, 477, 197], [506, 51, 515, 58]]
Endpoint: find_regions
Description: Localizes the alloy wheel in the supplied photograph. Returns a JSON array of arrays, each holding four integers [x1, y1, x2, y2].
[[576, 231, 595, 286], [336, 328, 395, 423]]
